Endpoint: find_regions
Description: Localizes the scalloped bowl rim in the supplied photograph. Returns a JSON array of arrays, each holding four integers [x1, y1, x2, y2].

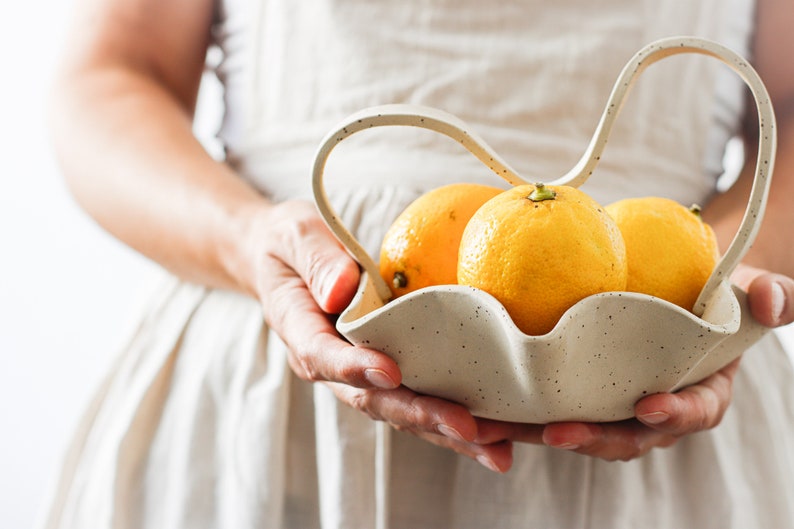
[[338, 275, 740, 339], [333, 274, 761, 423]]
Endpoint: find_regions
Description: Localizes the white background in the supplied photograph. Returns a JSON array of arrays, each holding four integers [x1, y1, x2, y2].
[[0, 3, 219, 527], [0, 4, 158, 528], [1, 3, 793, 529]]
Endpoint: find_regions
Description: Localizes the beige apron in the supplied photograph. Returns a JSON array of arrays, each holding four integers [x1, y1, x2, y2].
[[43, 1, 794, 528]]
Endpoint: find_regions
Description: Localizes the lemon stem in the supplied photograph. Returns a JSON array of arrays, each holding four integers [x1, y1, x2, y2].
[[393, 271, 408, 289], [689, 204, 703, 219], [528, 183, 557, 202]]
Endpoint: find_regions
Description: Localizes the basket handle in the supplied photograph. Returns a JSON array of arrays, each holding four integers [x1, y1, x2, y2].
[[312, 37, 776, 311], [548, 36, 776, 316], [311, 106, 533, 301]]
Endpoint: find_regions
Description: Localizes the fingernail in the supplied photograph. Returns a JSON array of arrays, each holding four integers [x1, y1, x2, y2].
[[437, 423, 466, 442], [476, 455, 501, 473], [638, 411, 670, 425], [771, 281, 785, 325], [551, 442, 580, 450], [364, 368, 397, 389]]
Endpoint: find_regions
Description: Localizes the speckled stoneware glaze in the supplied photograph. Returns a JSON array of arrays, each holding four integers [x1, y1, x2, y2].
[[312, 37, 777, 423]]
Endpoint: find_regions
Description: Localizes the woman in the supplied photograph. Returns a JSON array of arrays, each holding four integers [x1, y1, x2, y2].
[[43, 0, 794, 527]]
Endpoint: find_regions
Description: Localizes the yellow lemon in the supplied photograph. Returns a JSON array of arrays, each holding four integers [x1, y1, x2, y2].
[[379, 183, 504, 298], [458, 183, 628, 335], [605, 197, 720, 311]]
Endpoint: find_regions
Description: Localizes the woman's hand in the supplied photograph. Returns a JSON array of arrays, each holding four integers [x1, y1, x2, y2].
[[475, 264, 794, 462], [248, 199, 516, 472]]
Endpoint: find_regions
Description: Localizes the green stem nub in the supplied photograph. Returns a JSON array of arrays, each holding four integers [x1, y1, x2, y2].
[[689, 204, 703, 219], [528, 182, 557, 202], [393, 271, 408, 289]]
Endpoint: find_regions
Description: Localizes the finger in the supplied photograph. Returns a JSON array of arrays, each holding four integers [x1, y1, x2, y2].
[[264, 270, 400, 389], [542, 421, 677, 461], [328, 382, 478, 441], [289, 328, 402, 390], [328, 383, 514, 472], [272, 204, 361, 314], [746, 272, 794, 327], [634, 358, 740, 435], [408, 430, 514, 473], [473, 418, 545, 445], [730, 264, 794, 327]]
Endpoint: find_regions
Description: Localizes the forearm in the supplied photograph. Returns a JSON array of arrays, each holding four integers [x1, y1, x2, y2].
[[51, 64, 267, 295]]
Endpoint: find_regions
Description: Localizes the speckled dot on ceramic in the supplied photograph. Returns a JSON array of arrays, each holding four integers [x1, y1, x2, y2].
[[312, 37, 776, 423]]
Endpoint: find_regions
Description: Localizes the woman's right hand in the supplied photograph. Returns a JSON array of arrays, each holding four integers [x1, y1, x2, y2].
[[246, 199, 520, 472], [52, 0, 518, 473]]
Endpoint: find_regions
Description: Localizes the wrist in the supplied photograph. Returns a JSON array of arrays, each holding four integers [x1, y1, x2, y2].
[[215, 189, 275, 298]]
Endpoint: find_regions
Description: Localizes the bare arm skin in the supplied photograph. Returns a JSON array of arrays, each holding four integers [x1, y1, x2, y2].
[[51, 0, 262, 293]]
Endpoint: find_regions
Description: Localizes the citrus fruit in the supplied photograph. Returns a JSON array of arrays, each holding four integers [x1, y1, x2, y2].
[[379, 183, 504, 298], [458, 183, 627, 336], [605, 197, 719, 311]]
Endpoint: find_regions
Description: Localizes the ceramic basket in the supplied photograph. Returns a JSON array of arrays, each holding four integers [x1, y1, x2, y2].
[[311, 37, 777, 423]]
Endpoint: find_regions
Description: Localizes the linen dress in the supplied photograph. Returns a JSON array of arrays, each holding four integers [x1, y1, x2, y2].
[[43, 1, 794, 528]]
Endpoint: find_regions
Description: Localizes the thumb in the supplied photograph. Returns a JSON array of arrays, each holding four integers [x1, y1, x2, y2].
[[289, 216, 361, 314], [732, 264, 794, 327], [313, 255, 361, 314]]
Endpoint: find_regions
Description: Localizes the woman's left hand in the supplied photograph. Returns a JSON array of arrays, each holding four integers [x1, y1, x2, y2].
[[483, 0, 794, 461], [473, 264, 794, 462]]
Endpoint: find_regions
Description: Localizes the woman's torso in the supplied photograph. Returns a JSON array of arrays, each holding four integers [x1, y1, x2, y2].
[[211, 0, 754, 213]]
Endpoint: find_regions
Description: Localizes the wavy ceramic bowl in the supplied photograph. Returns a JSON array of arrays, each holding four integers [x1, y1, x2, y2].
[[312, 37, 777, 423]]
